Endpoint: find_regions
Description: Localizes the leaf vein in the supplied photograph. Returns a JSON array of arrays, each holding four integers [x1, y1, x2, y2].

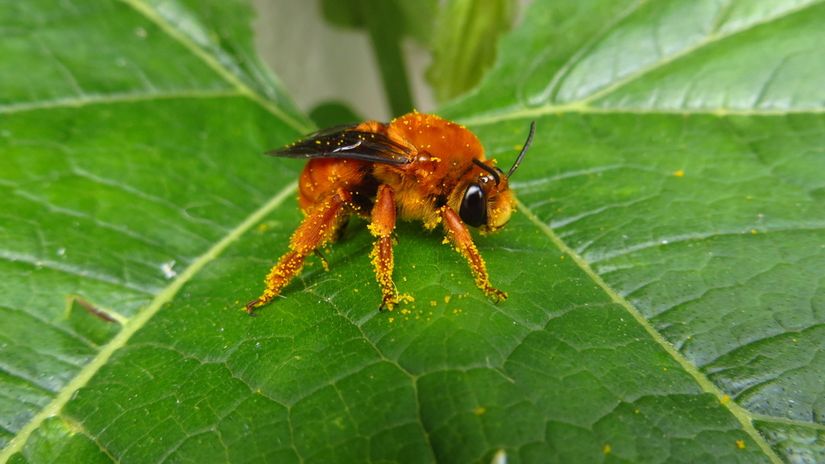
[[0, 181, 297, 462], [0, 90, 243, 116], [576, 0, 825, 106], [515, 198, 784, 463], [307, 290, 438, 462], [0, 249, 156, 295], [119, 0, 311, 133], [752, 413, 825, 432]]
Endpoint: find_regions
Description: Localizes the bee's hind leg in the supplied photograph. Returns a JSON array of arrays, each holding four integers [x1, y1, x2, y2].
[[245, 190, 350, 314], [440, 206, 507, 302], [369, 185, 411, 311]]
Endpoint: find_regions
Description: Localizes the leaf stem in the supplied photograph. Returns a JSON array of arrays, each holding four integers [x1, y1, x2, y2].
[[358, 0, 415, 116]]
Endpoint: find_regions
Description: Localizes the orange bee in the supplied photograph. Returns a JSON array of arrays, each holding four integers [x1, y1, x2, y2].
[[246, 112, 535, 313]]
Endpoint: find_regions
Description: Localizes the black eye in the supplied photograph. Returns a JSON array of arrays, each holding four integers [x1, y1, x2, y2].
[[459, 183, 487, 228]]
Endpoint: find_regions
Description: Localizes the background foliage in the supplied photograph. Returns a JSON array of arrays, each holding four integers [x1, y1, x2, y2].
[[1, 1, 824, 463]]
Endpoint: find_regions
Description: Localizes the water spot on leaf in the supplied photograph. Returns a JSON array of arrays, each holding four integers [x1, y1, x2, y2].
[[160, 260, 177, 279]]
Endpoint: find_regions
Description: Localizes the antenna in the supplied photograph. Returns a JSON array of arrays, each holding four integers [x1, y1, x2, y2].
[[507, 121, 536, 178]]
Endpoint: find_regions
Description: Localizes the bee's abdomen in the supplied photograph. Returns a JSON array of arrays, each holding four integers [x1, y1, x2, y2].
[[298, 158, 370, 213]]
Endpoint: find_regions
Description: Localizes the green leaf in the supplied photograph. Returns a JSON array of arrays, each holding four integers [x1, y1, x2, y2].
[[2, 2, 824, 464], [427, 0, 515, 103]]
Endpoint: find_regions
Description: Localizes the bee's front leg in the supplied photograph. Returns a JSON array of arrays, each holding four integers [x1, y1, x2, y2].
[[369, 185, 411, 310], [246, 190, 350, 313], [440, 206, 507, 302]]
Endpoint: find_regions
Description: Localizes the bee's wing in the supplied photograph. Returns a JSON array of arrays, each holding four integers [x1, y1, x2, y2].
[[267, 125, 412, 165]]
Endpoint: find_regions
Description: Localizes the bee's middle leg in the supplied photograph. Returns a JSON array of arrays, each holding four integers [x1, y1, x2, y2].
[[369, 184, 410, 310]]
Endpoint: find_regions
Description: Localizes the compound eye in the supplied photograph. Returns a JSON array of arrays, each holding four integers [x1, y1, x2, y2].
[[459, 183, 487, 228]]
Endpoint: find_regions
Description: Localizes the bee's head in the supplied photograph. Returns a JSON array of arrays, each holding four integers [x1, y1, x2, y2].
[[457, 165, 512, 233], [455, 121, 535, 233]]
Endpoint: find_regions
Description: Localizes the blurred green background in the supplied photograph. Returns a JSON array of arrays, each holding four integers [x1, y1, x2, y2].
[[253, 0, 523, 123]]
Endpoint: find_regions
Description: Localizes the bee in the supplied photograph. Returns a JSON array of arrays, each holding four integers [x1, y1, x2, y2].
[[246, 111, 535, 313]]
